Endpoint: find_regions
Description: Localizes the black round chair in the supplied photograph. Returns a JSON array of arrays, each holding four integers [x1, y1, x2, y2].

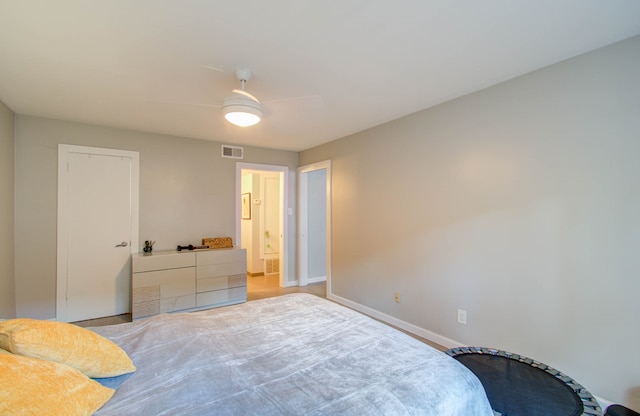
[[446, 347, 601, 416]]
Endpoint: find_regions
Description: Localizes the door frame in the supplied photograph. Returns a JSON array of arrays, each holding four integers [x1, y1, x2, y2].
[[56, 144, 139, 322], [297, 160, 332, 296], [236, 162, 290, 287]]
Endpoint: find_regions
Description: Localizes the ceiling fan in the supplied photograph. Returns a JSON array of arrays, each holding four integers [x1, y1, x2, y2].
[[222, 68, 263, 127], [160, 66, 325, 132]]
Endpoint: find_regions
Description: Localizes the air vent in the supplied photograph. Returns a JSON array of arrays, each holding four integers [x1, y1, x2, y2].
[[221, 145, 244, 159], [265, 258, 279, 275]]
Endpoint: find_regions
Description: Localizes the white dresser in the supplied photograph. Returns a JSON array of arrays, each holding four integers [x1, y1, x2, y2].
[[131, 248, 247, 319]]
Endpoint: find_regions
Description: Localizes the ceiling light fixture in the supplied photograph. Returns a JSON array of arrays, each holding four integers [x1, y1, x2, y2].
[[222, 68, 263, 127], [222, 95, 263, 127]]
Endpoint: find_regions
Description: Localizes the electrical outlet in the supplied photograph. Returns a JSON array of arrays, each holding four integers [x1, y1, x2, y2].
[[457, 309, 467, 325], [394, 292, 400, 303]]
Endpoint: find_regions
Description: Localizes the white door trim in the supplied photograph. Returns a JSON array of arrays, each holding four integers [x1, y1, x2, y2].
[[297, 160, 332, 297], [56, 144, 139, 321], [236, 162, 290, 287]]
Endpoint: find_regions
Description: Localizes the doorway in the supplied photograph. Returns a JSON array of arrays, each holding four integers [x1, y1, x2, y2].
[[236, 163, 289, 288], [298, 160, 331, 295], [57, 145, 139, 322]]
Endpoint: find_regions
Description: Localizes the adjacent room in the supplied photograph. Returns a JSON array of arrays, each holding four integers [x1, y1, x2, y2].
[[1, 1, 639, 415]]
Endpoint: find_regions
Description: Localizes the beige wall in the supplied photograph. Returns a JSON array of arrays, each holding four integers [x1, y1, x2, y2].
[[301, 35, 640, 409], [14, 116, 298, 319], [0, 100, 15, 318]]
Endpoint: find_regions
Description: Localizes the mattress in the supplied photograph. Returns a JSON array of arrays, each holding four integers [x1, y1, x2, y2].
[[91, 293, 492, 415]]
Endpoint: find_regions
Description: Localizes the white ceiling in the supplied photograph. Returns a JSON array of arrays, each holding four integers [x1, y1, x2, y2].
[[1, 1, 639, 151]]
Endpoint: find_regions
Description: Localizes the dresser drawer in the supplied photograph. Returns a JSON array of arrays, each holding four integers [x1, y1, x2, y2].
[[196, 287, 246, 307], [132, 288, 195, 319], [132, 252, 195, 273], [132, 267, 195, 299], [132, 285, 160, 303], [132, 300, 160, 319], [160, 294, 196, 313], [196, 249, 246, 266], [197, 274, 246, 293], [196, 262, 246, 280]]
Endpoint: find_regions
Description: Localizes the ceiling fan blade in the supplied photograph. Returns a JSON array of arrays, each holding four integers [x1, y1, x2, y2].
[[200, 65, 224, 72], [157, 100, 221, 108], [232, 89, 261, 103]]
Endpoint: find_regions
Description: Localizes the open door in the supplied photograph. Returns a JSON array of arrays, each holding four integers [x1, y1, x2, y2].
[[236, 163, 290, 287], [298, 160, 331, 295]]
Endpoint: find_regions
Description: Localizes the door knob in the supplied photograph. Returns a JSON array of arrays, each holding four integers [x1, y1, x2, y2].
[[115, 241, 128, 247]]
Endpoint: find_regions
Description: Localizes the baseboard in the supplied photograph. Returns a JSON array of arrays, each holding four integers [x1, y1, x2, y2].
[[327, 293, 465, 349], [307, 276, 326, 284], [327, 293, 616, 410], [282, 279, 299, 288]]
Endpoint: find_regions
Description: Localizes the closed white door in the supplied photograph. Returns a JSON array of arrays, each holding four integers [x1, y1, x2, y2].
[[57, 145, 139, 322]]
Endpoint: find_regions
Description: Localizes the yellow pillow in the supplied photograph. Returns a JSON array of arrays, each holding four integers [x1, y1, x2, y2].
[[0, 353, 114, 416], [0, 318, 136, 378]]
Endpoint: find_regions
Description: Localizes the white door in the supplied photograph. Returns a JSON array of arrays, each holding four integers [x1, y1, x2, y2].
[[298, 160, 331, 294], [57, 145, 139, 322], [261, 174, 281, 261]]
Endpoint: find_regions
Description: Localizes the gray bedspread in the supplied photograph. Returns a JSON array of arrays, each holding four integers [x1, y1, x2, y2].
[[92, 294, 492, 415]]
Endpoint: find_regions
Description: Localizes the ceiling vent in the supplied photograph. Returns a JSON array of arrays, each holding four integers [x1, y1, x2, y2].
[[221, 145, 244, 159]]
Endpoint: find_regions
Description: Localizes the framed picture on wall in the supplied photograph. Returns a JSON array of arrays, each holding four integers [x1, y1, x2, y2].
[[242, 193, 251, 220]]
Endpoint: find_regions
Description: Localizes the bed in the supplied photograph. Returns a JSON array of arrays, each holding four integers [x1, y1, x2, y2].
[[0, 293, 493, 415], [86, 293, 492, 415]]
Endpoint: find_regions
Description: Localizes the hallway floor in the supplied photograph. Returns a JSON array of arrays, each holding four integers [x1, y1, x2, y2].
[[247, 274, 326, 300]]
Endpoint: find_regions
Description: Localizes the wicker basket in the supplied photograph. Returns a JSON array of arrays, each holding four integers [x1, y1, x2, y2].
[[202, 237, 233, 249]]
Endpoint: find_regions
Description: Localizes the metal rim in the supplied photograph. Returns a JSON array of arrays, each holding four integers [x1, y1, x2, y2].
[[445, 346, 602, 416]]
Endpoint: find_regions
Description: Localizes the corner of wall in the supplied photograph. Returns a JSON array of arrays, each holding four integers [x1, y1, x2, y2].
[[0, 100, 16, 318]]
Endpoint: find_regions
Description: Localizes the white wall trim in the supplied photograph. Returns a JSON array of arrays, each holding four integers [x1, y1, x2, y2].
[[307, 276, 326, 285], [281, 279, 299, 288], [297, 168, 309, 287], [328, 293, 465, 349]]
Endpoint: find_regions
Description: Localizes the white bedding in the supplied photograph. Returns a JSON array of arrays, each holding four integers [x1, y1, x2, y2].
[[91, 293, 492, 415]]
